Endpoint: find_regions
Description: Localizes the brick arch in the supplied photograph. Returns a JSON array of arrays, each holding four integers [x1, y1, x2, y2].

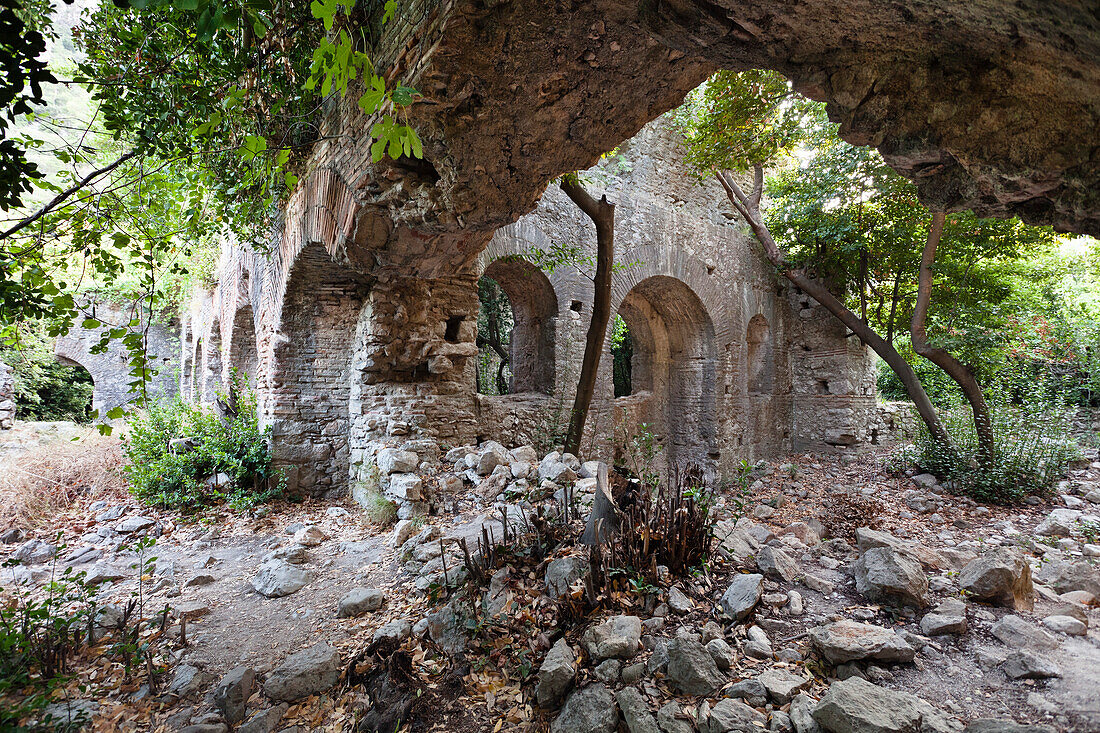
[[613, 271, 720, 471], [481, 256, 558, 394], [226, 304, 259, 389], [267, 240, 372, 499]]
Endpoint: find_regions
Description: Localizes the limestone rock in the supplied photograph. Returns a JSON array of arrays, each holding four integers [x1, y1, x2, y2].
[[238, 704, 289, 733], [990, 615, 1059, 650], [757, 545, 801, 581], [1034, 508, 1080, 537], [115, 516, 155, 534], [582, 615, 642, 661], [667, 586, 694, 614], [373, 619, 413, 645], [963, 719, 1057, 733], [854, 527, 945, 570], [853, 546, 928, 608], [537, 638, 576, 708], [758, 668, 811, 704], [705, 699, 767, 733], [1034, 559, 1100, 597], [551, 683, 618, 733], [338, 587, 384, 617], [617, 686, 660, 733], [667, 637, 724, 696], [658, 702, 694, 733], [728, 678, 768, 707], [1041, 614, 1086, 636], [251, 560, 310, 598], [1003, 650, 1061, 680], [386, 473, 423, 501], [808, 619, 915, 665], [12, 539, 57, 564], [168, 664, 209, 698], [292, 525, 326, 547], [957, 548, 1034, 610], [790, 693, 822, 733], [720, 573, 763, 621], [812, 678, 961, 733], [264, 643, 341, 702], [705, 638, 735, 670], [919, 598, 967, 636], [546, 556, 587, 598], [377, 447, 419, 474], [214, 666, 255, 725]]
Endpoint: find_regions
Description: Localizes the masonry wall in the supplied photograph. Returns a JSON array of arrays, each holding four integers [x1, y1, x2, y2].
[[54, 301, 180, 418], [180, 120, 877, 496]]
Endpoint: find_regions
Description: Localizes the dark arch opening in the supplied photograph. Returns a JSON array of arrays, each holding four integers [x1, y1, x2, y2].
[[476, 257, 557, 395], [229, 305, 259, 389], [23, 356, 94, 422], [614, 275, 718, 469]]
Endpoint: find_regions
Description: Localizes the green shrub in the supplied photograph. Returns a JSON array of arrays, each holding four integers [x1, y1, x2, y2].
[[910, 400, 1080, 504], [122, 385, 282, 511]]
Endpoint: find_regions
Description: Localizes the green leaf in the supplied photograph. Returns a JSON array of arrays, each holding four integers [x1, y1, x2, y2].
[[391, 84, 418, 107]]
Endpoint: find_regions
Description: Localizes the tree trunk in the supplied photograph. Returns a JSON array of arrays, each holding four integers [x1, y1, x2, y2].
[[714, 167, 952, 448], [910, 212, 995, 465], [561, 176, 615, 457]]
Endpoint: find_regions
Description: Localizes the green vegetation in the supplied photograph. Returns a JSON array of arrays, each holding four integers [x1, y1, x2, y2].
[[1, 324, 92, 421], [122, 383, 282, 511]]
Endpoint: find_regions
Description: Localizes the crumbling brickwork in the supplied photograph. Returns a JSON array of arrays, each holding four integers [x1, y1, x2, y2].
[[181, 121, 878, 497]]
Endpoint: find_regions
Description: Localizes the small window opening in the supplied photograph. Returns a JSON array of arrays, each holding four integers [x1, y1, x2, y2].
[[816, 378, 830, 394], [444, 316, 463, 343], [570, 300, 584, 312]]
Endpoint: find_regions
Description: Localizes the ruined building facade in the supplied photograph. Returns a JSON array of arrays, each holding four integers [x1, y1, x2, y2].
[[166, 121, 875, 499]]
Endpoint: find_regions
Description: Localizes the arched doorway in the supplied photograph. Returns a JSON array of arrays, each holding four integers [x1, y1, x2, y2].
[[614, 275, 718, 471], [476, 257, 557, 395]]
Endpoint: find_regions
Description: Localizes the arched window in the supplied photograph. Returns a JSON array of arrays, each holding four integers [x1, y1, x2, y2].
[[229, 305, 259, 388], [476, 257, 557, 395]]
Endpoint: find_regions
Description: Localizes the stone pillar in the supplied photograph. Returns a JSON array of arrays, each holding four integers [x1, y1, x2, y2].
[[0, 361, 15, 429], [348, 271, 480, 490]]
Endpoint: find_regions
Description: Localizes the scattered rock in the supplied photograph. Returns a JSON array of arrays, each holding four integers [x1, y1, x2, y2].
[[756, 545, 801, 581], [337, 587, 385, 617], [168, 664, 209, 698], [667, 637, 724, 696], [920, 598, 967, 636], [238, 704, 289, 733], [812, 678, 961, 733], [185, 573, 216, 587], [617, 686, 660, 733], [705, 638, 735, 670], [789, 693, 822, 733], [377, 447, 419, 474], [757, 668, 811, 704], [1034, 508, 1080, 537], [720, 573, 763, 622], [1034, 559, 1100, 597], [537, 638, 576, 707], [957, 548, 1034, 610], [667, 586, 694, 614], [214, 666, 255, 725], [657, 702, 694, 733], [251, 560, 310, 598], [546, 556, 587, 598], [12, 538, 56, 564], [808, 620, 915, 665], [263, 643, 341, 702], [115, 516, 155, 534], [551, 683, 618, 733], [706, 698, 767, 733], [1040, 614, 1086, 636], [853, 546, 928, 608], [292, 525, 327, 547], [963, 719, 1057, 733], [990, 615, 1059, 650], [583, 615, 642, 661], [728, 679, 768, 707], [1003, 650, 1061, 679], [373, 619, 413, 645]]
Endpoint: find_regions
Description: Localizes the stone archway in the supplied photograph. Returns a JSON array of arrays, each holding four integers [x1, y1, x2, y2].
[[614, 275, 718, 471], [228, 305, 259, 389], [268, 241, 372, 498], [480, 257, 558, 394]]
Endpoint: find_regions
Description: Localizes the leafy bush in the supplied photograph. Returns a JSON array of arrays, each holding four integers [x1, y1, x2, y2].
[[911, 400, 1080, 504], [122, 386, 282, 511], [2, 326, 94, 422]]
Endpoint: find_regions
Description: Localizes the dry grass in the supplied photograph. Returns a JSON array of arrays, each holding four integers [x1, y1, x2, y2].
[[0, 427, 127, 531]]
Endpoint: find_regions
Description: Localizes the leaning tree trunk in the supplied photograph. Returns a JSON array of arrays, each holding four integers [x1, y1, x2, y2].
[[911, 212, 995, 465], [714, 167, 953, 448], [561, 176, 615, 457]]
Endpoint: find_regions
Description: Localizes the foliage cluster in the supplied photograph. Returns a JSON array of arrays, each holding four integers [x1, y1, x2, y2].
[[1, 324, 92, 421], [122, 384, 281, 511], [909, 401, 1080, 504]]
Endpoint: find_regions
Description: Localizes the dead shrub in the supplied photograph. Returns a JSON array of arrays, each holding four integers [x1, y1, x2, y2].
[[819, 490, 884, 542], [0, 430, 126, 530]]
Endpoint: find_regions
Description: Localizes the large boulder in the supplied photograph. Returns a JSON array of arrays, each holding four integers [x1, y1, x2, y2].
[[720, 573, 764, 622], [854, 527, 946, 570], [214, 666, 255, 725], [813, 678, 961, 733], [957, 548, 1034, 610], [550, 683, 619, 733], [667, 638, 725, 696], [808, 620, 915, 665], [376, 448, 418, 475], [990, 615, 1059, 650], [582, 615, 642, 661], [263, 643, 341, 702], [1034, 508, 1081, 537], [756, 545, 801, 582], [616, 687, 660, 733], [853, 546, 929, 608], [537, 638, 576, 708]]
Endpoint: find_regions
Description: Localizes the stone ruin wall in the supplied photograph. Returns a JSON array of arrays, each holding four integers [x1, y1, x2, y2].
[[177, 120, 879, 500], [52, 301, 180, 419]]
